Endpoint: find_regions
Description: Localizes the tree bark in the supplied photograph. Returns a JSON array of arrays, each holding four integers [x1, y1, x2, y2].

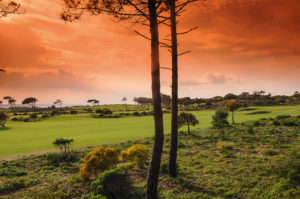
[[168, 0, 179, 178], [232, 111, 235, 124], [146, 0, 164, 198]]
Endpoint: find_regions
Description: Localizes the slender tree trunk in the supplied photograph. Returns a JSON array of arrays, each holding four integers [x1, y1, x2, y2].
[[232, 111, 235, 124], [188, 124, 190, 135], [168, 0, 179, 178], [146, 0, 164, 198]]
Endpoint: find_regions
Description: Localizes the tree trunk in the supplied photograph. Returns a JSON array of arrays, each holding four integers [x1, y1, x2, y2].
[[168, 0, 179, 178], [146, 0, 164, 198], [232, 111, 235, 124], [188, 124, 190, 135]]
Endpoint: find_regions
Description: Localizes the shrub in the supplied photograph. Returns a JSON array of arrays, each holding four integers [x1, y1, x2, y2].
[[275, 115, 291, 120], [282, 120, 299, 126], [53, 138, 74, 153], [23, 118, 30, 122], [273, 120, 281, 126], [211, 108, 229, 129], [247, 126, 254, 134], [0, 111, 9, 127], [29, 113, 38, 119], [120, 144, 150, 169], [11, 117, 18, 121], [42, 114, 49, 118], [79, 147, 119, 179], [70, 110, 78, 114], [90, 166, 132, 199], [50, 110, 60, 116]]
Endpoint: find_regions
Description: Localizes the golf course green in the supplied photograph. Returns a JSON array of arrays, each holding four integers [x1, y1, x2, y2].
[[0, 105, 299, 159]]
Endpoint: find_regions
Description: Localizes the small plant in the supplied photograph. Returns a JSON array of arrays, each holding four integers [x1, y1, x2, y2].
[[178, 112, 199, 134], [211, 108, 229, 129], [120, 144, 150, 168], [53, 138, 74, 153], [0, 111, 9, 127], [79, 147, 119, 179]]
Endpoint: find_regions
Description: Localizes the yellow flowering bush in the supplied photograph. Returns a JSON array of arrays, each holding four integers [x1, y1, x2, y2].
[[120, 144, 150, 168], [79, 147, 119, 179]]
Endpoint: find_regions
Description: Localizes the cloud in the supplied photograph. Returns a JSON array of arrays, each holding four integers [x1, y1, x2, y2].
[[180, 72, 240, 86], [0, 69, 100, 91]]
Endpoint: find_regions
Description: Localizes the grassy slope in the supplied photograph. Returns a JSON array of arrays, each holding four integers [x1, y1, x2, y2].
[[0, 105, 299, 158], [0, 116, 299, 199]]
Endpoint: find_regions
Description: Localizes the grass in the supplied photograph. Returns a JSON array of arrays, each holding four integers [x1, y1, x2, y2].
[[0, 105, 299, 159], [0, 116, 299, 198]]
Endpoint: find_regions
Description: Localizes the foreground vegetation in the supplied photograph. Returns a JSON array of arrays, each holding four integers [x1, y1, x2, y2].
[[0, 115, 299, 198]]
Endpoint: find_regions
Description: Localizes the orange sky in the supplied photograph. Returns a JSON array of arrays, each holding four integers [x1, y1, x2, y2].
[[0, 0, 299, 104]]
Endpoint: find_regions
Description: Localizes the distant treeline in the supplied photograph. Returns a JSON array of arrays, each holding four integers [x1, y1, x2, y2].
[[134, 91, 300, 110]]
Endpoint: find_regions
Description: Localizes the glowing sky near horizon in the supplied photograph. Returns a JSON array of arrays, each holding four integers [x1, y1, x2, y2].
[[0, 0, 299, 104]]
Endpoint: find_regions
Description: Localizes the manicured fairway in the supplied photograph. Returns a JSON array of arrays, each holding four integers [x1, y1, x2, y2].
[[0, 105, 299, 159]]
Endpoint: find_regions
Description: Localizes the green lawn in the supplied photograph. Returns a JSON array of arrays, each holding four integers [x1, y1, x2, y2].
[[0, 105, 299, 159]]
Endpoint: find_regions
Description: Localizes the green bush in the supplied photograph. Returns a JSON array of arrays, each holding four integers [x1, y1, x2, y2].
[[273, 120, 281, 126], [29, 113, 38, 119], [211, 108, 229, 129], [70, 110, 78, 114], [247, 126, 254, 134], [91, 166, 133, 199], [275, 115, 291, 120], [282, 119, 299, 126]]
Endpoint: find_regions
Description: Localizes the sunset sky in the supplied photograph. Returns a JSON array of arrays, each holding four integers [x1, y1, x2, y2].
[[0, 0, 299, 105]]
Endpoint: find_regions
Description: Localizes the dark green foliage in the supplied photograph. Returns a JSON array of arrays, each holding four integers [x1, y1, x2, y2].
[[282, 119, 299, 126], [247, 126, 254, 134], [50, 110, 60, 116], [273, 120, 280, 126], [0, 111, 9, 127], [178, 112, 199, 134], [275, 115, 291, 120], [211, 108, 229, 129], [29, 113, 38, 119], [53, 138, 74, 153], [70, 110, 78, 114], [91, 166, 134, 199]]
